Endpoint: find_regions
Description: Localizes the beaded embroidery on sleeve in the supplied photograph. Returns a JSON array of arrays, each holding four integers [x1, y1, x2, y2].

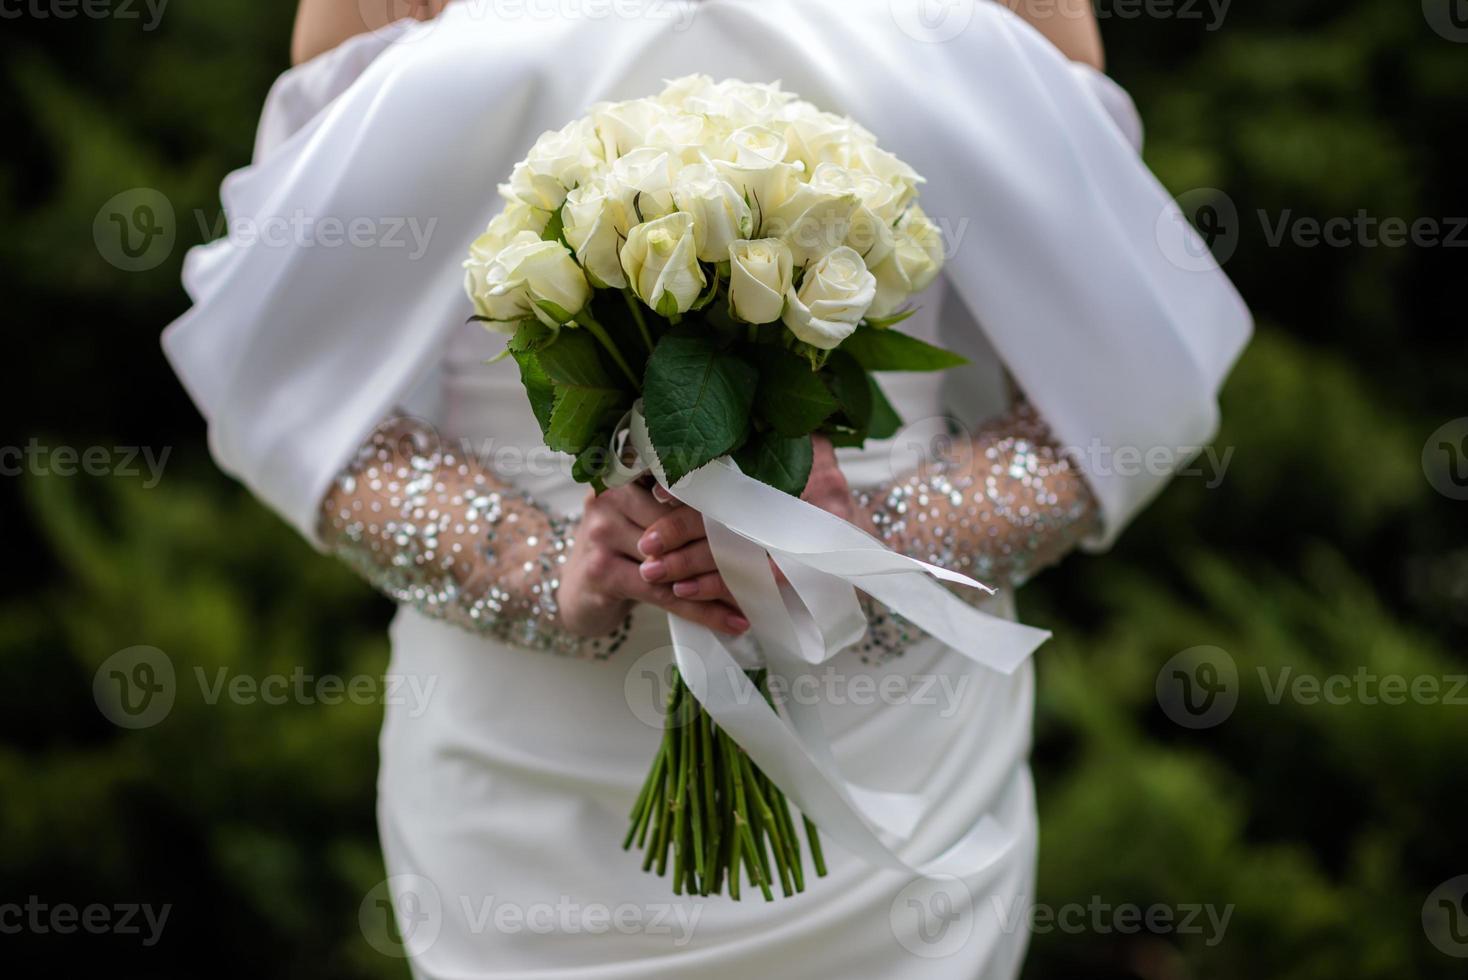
[[849, 402, 1100, 664], [319, 418, 630, 659]]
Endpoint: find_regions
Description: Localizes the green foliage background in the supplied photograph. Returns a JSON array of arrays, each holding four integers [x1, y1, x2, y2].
[[2, 2, 1464, 976]]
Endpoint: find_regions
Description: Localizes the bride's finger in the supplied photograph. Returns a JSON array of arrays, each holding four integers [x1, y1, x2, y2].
[[670, 572, 735, 603], [637, 506, 705, 558], [606, 561, 748, 635], [600, 482, 672, 528], [638, 539, 715, 584]]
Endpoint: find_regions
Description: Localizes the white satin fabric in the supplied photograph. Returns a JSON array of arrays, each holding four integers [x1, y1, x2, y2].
[[162, 2, 1249, 976]]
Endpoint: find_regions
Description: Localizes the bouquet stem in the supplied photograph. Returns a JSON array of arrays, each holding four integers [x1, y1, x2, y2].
[[625, 667, 827, 901], [622, 288, 656, 354], [575, 311, 641, 390]]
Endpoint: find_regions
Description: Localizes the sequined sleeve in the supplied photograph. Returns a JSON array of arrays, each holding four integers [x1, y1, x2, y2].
[[318, 418, 629, 659], [859, 401, 1099, 587], [848, 402, 1100, 664]]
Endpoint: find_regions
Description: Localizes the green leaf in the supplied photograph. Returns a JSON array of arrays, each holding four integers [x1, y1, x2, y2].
[[541, 203, 568, 247], [510, 348, 556, 439], [825, 349, 872, 434], [862, 308, 918, 330], [734, 430, 813, 496], [572, 440, 614, 485], [536, 330, 629, 454], [866, 376, 902, 440], [841, 324, 968, 372], [547, 386, 624, 455], [643, 328, 757, 484], [754, 346, 839, 437], [536, 297, 578, 327], [508, 319, 555, 354], [536, 328, 616, 388]]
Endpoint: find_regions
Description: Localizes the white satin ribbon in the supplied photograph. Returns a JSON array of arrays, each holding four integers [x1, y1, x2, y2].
[[606, 403, 1050, 877]]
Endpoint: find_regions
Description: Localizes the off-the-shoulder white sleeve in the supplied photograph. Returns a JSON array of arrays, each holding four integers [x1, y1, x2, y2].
[[864, 9, 1250, 550], [253, 21, 419, 162], [161, 14, 574, 548]]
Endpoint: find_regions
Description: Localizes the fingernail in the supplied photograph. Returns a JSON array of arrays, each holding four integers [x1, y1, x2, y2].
[[639, 532, 663, 556], [652, 485, 672, 503], [673, 580, 699, 598], [639, 559, 665, 582], [726, 614, 750, 633]]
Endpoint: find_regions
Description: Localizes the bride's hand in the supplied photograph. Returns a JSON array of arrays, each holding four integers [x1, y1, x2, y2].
[[558, 483, 751, 639], [654, 435, 872, 603], [799, 435, 872, 531]]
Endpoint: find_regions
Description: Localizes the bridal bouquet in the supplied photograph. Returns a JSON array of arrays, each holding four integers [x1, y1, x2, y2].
[[465, 76, 965, 900]]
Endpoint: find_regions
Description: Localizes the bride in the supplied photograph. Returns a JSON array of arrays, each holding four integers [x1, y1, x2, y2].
[[164, 1, 1249, 976]]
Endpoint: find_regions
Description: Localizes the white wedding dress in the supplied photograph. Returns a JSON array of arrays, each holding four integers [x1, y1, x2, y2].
[[372, 302, 1042, 977], [162, 2, 1249, 976]]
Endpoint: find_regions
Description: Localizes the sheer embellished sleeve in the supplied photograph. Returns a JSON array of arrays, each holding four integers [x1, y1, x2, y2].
[[318, 417, 630, 659], [858, 401, 1100, 590], [846, 401, 1100, 663]]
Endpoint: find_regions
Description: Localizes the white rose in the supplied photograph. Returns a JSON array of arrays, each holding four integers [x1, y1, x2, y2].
[[656, 74, 718, 110], [728, 238, 794, 324], [782, 245, 876, 349], [591, 97, 667, 161], [463, 208, 546, 325], [621, 212, 707, 317], [646, 112, 727, 166], [562, 179, 629, 289], [672, 164, 753, 263], [691, 79, 794, 126], [804, 162, 909, 265], [467, 231, 591, 330], [606, 147, 680, 222], [765, 167, 863, 266], [777, 103, 874, 171], [498, 117, 604, 211], [851, 141, 923, 193], [723, 125, 792, 169], [869, 207, 945, 317], [713, 157, 803, 234]]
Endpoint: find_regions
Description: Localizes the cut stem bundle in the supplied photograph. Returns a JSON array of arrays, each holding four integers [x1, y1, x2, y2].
[[624, 669, 827, 900]]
